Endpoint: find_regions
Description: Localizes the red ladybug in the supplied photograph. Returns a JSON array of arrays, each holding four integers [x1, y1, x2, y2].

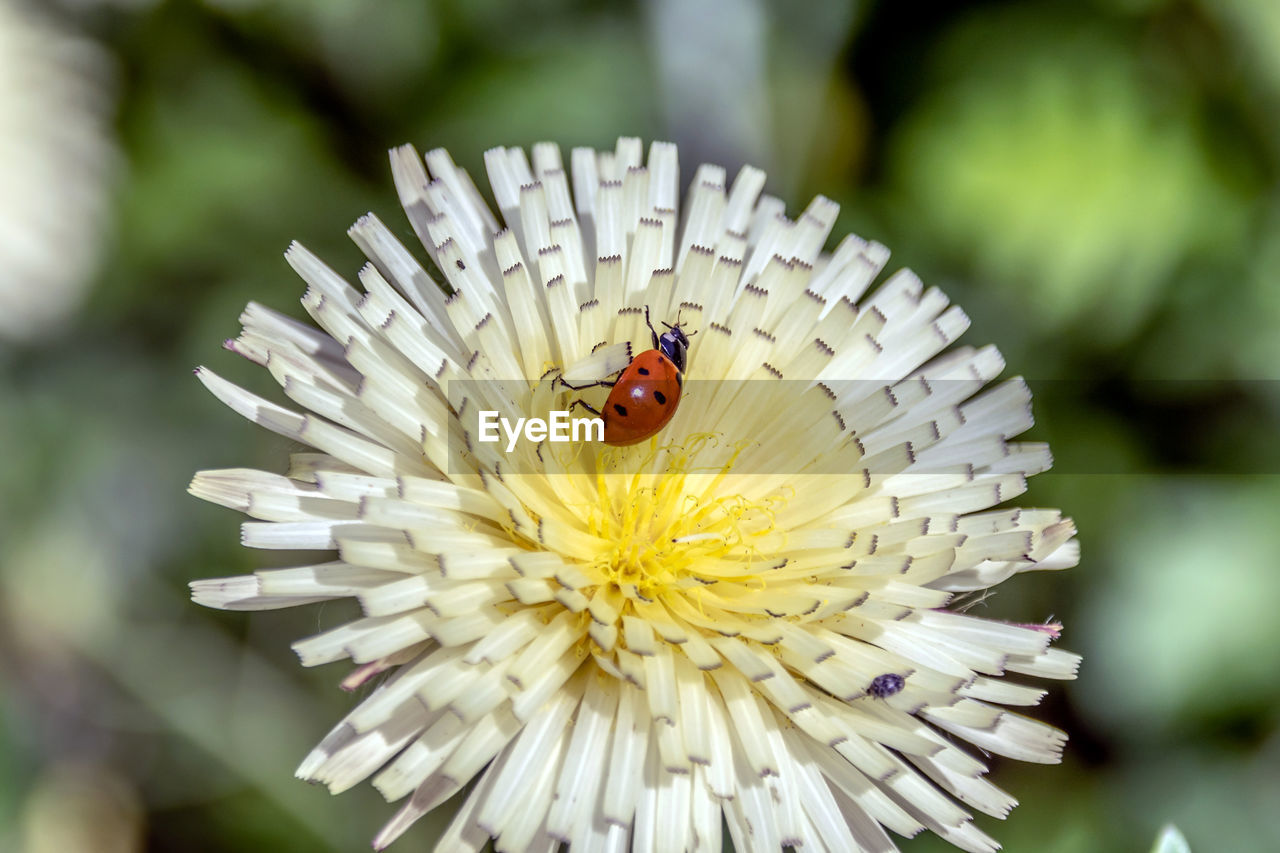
[[567, 308, 692, 446]]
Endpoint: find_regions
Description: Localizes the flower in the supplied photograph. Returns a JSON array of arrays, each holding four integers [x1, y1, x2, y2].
[[190, 137, 1080, 852], [0, 0, 115, 343]]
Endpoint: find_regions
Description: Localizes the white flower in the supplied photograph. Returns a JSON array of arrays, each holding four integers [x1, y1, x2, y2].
[[191, 137, 1080, 852], [0, 0, 115, 343]]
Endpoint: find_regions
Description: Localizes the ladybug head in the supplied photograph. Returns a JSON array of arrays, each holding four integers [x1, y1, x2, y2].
[[646, 307, 693, 373], [657, 323, 691, 373]]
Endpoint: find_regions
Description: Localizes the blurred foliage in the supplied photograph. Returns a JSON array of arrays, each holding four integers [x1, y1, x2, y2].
[[1, 0, 1278, 851], [890, 7, 1252, 343]]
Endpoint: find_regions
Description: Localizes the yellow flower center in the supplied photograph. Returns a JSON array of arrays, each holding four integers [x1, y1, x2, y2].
[[582, 435, 786, 606]]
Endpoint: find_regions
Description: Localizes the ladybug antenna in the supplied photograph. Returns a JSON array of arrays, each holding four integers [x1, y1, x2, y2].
[[671, 308, 697, 338]]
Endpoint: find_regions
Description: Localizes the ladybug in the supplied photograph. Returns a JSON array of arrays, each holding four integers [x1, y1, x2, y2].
[[567, 307, 692, 446]]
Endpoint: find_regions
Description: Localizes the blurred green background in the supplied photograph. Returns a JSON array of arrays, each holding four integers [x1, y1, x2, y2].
[[1, 0, 1277, 850]]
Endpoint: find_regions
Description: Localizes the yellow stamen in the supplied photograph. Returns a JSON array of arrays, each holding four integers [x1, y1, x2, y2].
[[579, 434, 791, 614]]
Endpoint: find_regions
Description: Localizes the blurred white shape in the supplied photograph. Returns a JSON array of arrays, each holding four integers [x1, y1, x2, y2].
[[1151, 824, 1192, 853], [647, 0, 773, 174], [647, 0, 860, 195], [0, 0, 116, 343], [19, 763, 143, 853]]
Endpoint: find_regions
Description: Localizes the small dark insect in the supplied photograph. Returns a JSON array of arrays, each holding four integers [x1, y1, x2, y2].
[[868, 673, 905, 698]]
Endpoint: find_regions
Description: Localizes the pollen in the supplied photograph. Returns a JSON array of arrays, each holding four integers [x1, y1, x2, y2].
[[584, 435, 784, 613]]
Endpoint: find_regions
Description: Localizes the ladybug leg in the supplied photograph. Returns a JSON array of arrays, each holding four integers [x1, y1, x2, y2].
[[556, 375, 615, 392], [645, 305, 660, 350], [568, 399, 602, 417]]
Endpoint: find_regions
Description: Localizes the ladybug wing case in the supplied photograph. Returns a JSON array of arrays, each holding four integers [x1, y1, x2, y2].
[[601, 351, 684, 445]]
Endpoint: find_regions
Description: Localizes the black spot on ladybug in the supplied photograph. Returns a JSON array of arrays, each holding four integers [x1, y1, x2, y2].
[[868, 673, 905, 698], [612, 404, 628, 417], [455, 259, 466, 270], [637, 366, 650, 376], [653, 390, 667, 405]]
